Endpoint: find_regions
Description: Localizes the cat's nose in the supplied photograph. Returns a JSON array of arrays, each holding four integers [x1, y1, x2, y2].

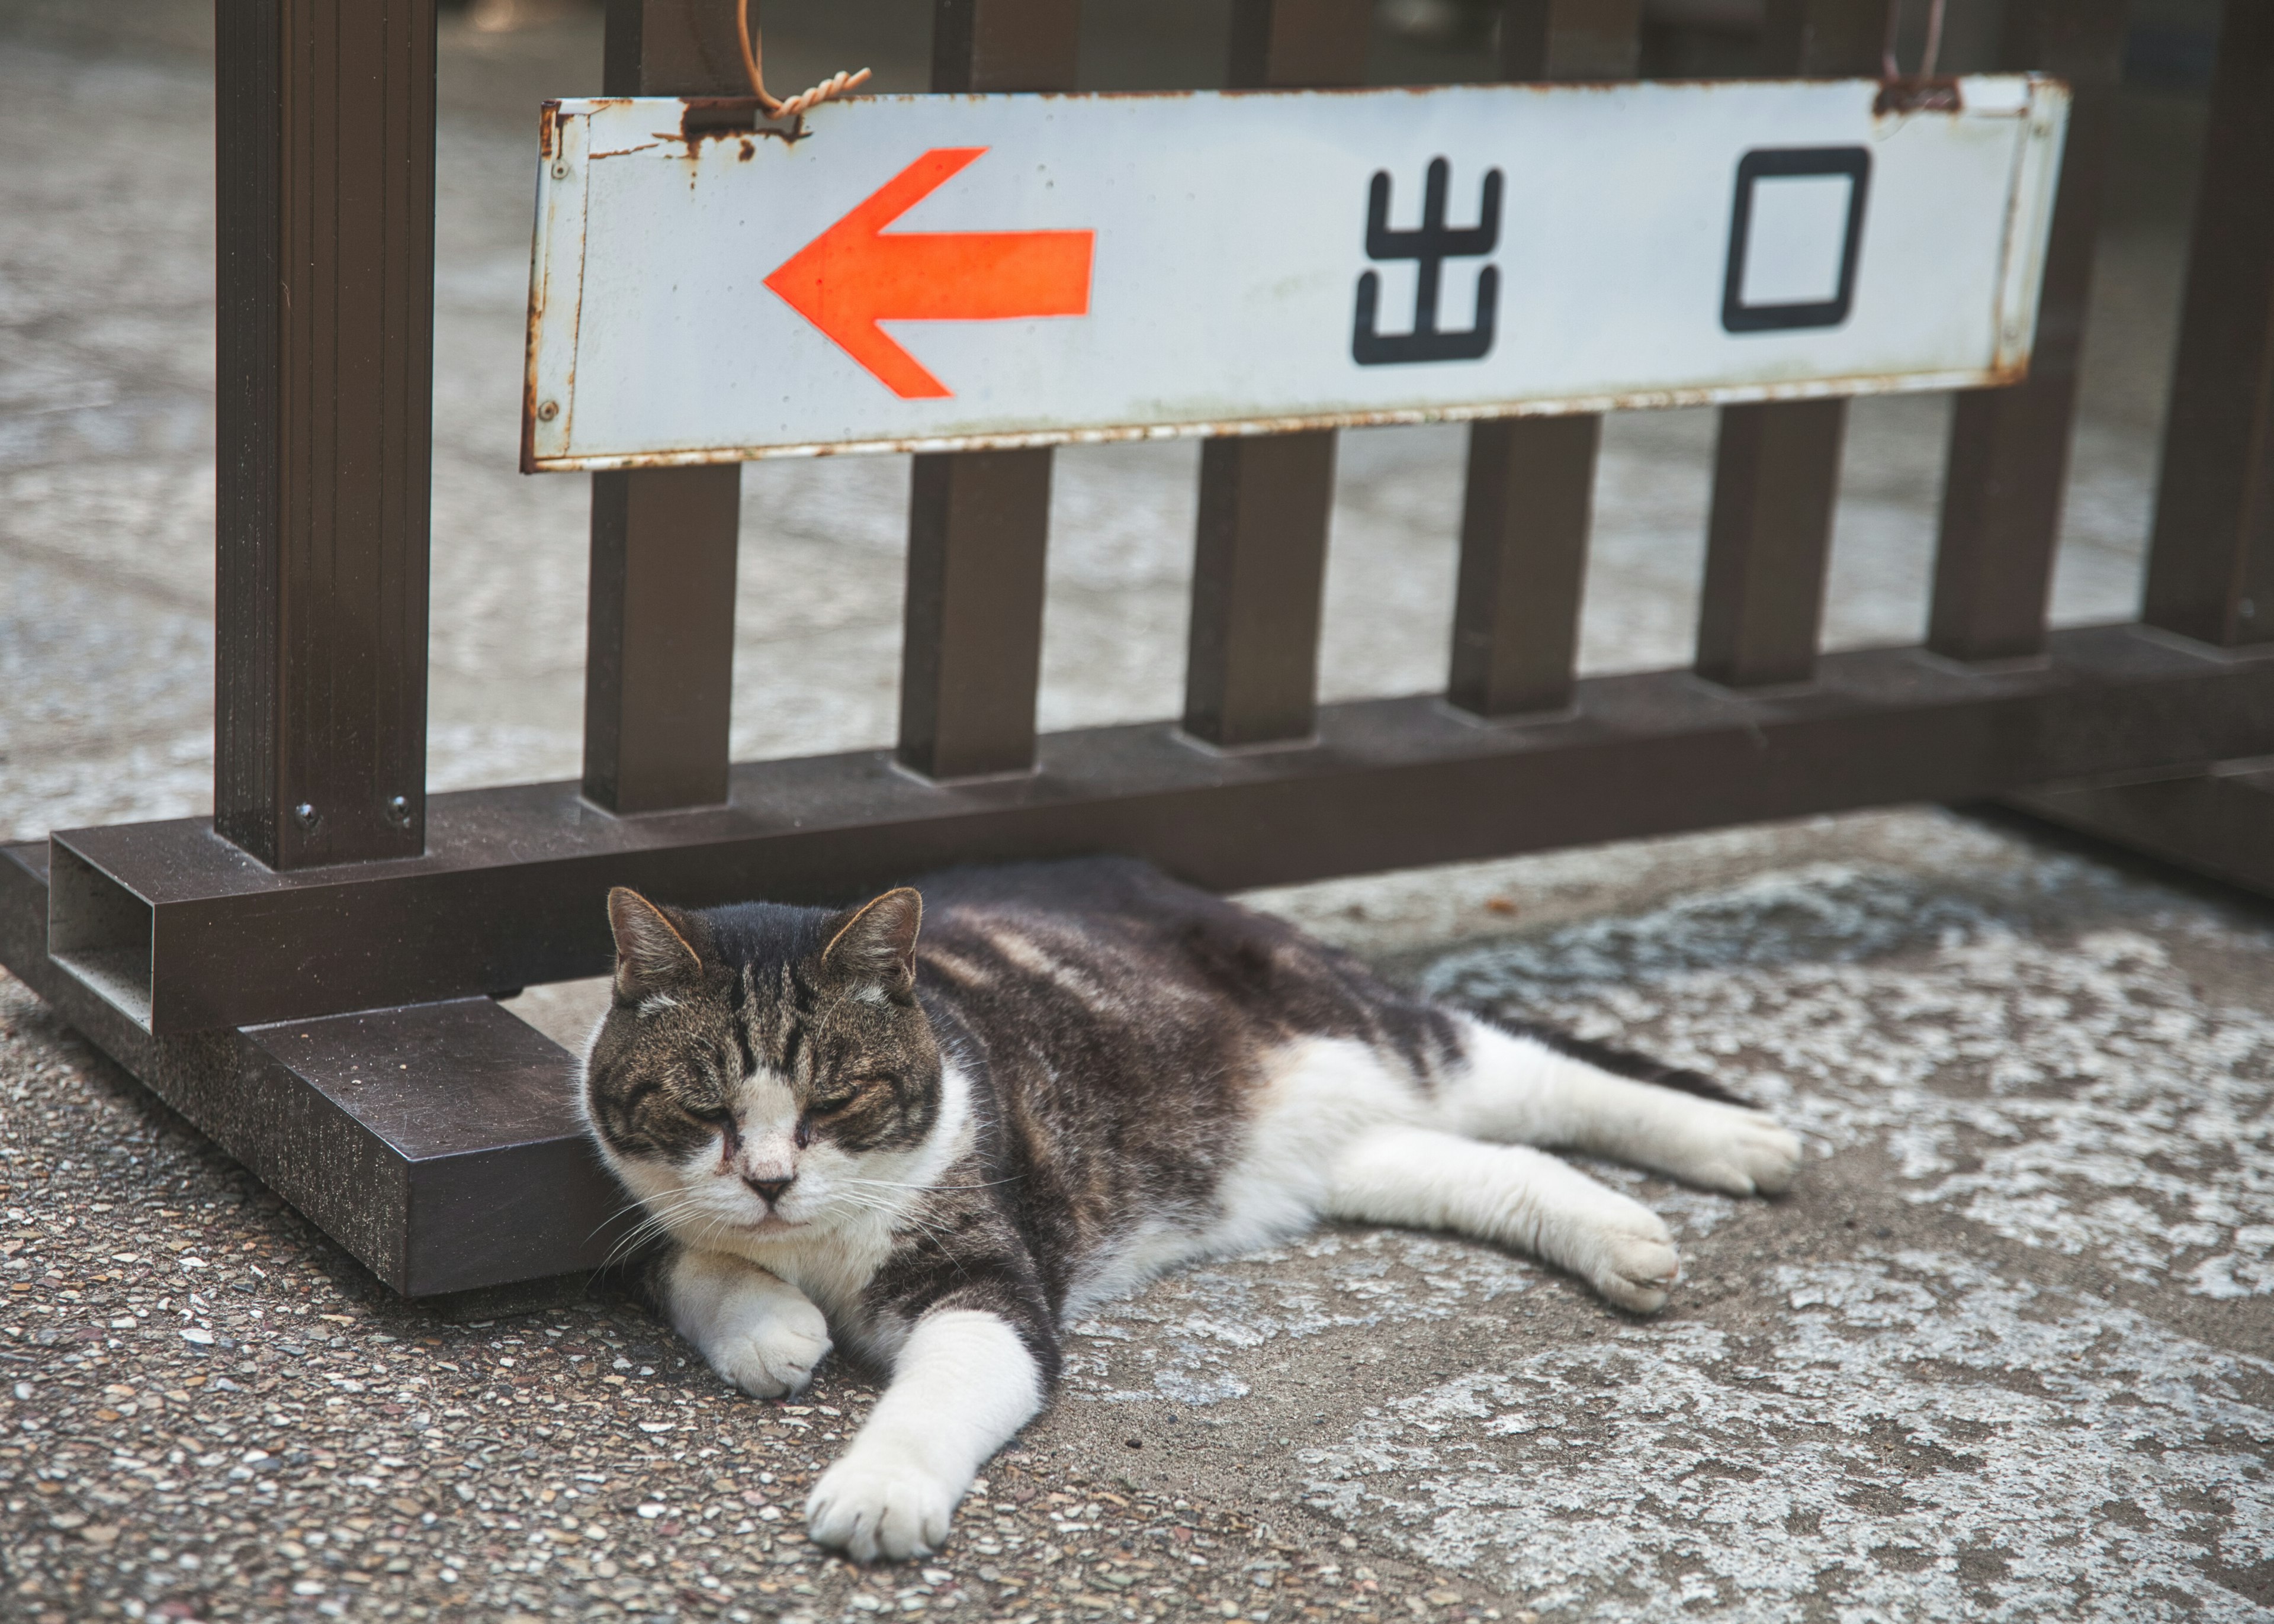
[[744, 1174, 796, 1207]]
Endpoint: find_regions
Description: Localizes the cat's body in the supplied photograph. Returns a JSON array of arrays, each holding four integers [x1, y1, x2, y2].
[[582, 858, 1802, 1562]]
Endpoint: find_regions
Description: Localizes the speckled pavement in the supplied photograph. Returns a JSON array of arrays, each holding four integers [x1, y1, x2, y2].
[[8, 809, 2272, 1622]]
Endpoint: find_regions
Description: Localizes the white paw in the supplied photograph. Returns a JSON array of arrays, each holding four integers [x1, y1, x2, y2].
[[806, 1442, 961, 1562], [1679, 1105, 1804, 1198], [705, 1295, 831, 1398], [1578, 1205, 1681, 1314]]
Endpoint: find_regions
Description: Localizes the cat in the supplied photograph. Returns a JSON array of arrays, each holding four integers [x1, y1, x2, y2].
[[580, 857, 1801, 1563]]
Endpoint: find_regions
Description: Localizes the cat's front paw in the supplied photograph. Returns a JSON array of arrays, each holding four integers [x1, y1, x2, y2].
[[708, 1298, 831, 1398], [1578, 1207, 1680, 1314], [665, 1252, 834, 1397], [1680, 1105, 1803, 1198], [805, 1443, 959, 1562]]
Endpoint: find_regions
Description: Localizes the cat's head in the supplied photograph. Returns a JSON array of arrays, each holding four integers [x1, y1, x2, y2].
[[581, 885, 945, 1247]]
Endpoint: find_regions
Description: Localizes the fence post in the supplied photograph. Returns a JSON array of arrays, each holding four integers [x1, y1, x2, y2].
[[1447, 0, 1642, 719], [1181, 0, 1372, 751], [214, 0, 436, 869], [1926, 0, 2126, 664], [1692, 0, 1890, 690], [2141, 0, 2274, 651], [582, 0, 746, 815], [895, 1, 1081, 781]]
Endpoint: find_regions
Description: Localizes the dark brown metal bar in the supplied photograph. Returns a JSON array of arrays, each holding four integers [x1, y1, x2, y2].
[[215, 0, 436, 869], [42, 625, 2274, 1035], [1695, 398, 1848, 687], [896, 0, 1080, 782], [900, 450, 1056, 780], [1499, 0, 1642, 81], [2141, 0, 2274, 651], [931, 0, 1082, 92], [1926, 0, 2127, 664], [583, 1, 746, 814], [1227, 0, 1372, 88], [1693, 0, 1888, 690], [2004, 762, 2274, 902], [1185, 433, 1341, 747], [1, 845, 617, 1298], [1183, 0, 1370, 751], [1448, 0, 1641, 719], [584, 466, 742, 812]]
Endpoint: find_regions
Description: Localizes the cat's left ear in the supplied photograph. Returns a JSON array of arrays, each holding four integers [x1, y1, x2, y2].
[[821, 887, 923, 1001], [608, 887, 704, 1004]]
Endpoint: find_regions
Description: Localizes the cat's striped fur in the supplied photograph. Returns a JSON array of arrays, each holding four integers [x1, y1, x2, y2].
[[581, 857, 1801, 1562]]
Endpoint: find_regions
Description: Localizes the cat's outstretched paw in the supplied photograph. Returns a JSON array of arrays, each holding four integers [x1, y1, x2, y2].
[[1678, 1105, 1803, 1198], [1578, 1208, 1681, 1314], [707, 1301, 831, 1398], [806, 1444, 958, 1562]]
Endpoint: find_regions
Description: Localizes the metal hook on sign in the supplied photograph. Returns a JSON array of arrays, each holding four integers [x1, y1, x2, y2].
[[1880, 0, 1948, 81], [735, 0, 872, 123], [1874, 0, 1957, 115]]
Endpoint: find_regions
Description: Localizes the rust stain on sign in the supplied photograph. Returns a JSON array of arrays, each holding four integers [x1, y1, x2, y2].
[[677, 97, 810, 147], [1875, 76, 1965, 117]]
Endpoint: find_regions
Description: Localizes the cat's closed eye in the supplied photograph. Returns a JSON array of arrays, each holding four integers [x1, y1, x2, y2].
[[807, 1078, 891, 1117]]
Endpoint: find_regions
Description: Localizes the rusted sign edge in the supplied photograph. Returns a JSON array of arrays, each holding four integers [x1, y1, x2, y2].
[[523, 366, 2022, 470], [522, 101, 593, 475]]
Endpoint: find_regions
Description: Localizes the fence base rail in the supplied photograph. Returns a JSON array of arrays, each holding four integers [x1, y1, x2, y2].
[[12, 620, 2274, 1295], [2002, 758, 2274, 897], [2, 844, 618, 1298]]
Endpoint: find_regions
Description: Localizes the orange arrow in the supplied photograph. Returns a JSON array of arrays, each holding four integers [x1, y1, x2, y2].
[[763, 146, 1094, 400]]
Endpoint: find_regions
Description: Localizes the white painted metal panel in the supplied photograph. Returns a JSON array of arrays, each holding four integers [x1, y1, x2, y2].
[[523, 77, 2068, 469]]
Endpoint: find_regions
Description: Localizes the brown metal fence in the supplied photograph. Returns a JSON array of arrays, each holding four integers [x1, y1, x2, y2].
[[3, 0, 2270, 1301]]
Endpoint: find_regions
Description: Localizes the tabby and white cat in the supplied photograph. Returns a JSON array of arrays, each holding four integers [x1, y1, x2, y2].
[[580, 858, 1800, 1562]]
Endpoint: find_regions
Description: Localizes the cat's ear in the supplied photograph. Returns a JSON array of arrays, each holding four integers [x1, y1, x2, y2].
[[821, 887, 923, 1001], [608, 887, 702, 1004]]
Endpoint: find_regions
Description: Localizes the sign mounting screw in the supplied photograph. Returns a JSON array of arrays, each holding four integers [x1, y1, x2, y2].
[[537, 400, 560, 421]]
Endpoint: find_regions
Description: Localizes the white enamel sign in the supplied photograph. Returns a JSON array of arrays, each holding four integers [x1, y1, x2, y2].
[[523, 77, 2067, 469]]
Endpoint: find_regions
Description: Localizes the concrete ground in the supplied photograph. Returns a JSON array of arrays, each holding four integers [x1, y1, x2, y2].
[[3, 4, 2269, 1622]]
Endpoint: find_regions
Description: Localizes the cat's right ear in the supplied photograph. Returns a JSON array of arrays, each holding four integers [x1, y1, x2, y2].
[[608, 887, 702, 1004]]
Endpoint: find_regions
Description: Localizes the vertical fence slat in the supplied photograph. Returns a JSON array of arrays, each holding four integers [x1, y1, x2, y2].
[[1448, 0, 1640, 720], [582, 0, 744, 815], [215, 0, 435, 869], [583, 466, 742, 813], [2142, 0, 2274, 650], [1183, 0, 1370, 751], [1692, 0, 1888, 690], [1926, 0, 2126, 664], [899, 448, 1056, 780], [896, 0, 1079, 781]]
